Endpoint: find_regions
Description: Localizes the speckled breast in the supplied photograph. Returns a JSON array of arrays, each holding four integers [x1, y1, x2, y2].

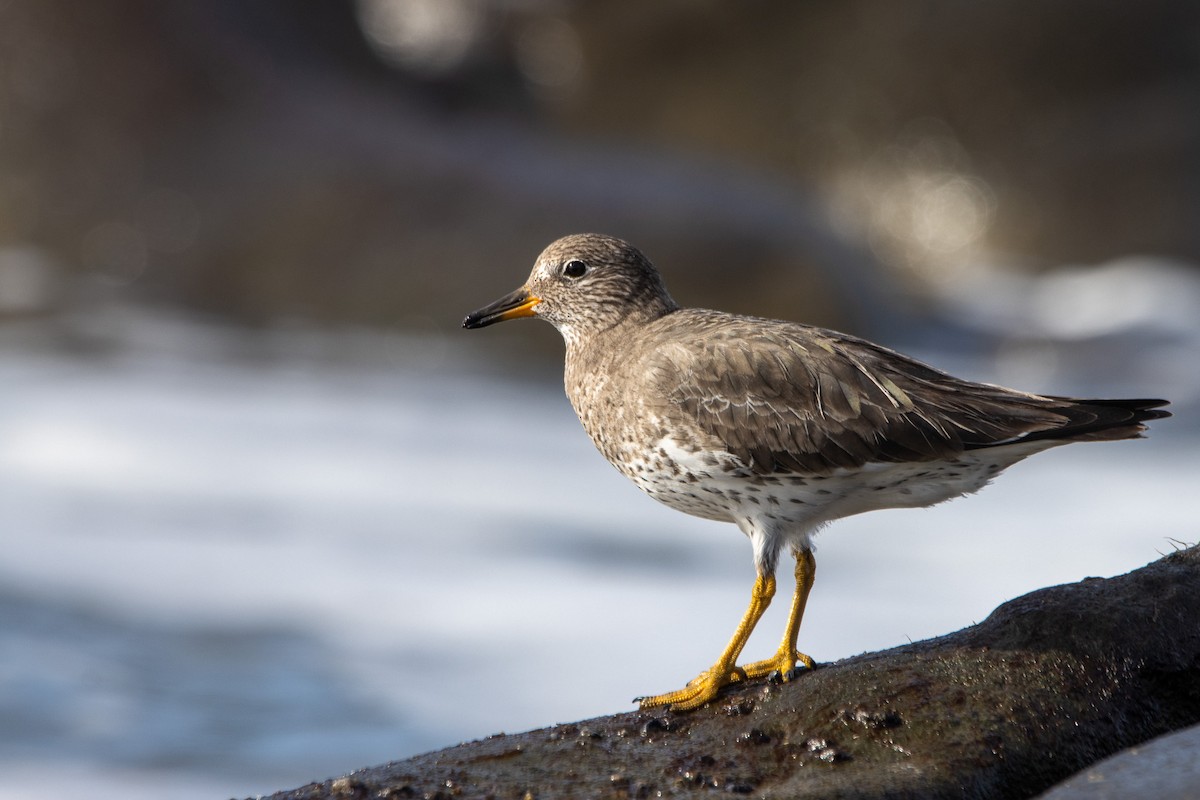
[[576, 398, 747, 523]]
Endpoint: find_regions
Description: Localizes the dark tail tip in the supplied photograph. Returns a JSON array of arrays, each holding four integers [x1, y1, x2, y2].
[[1082, 398, 1172, 424]]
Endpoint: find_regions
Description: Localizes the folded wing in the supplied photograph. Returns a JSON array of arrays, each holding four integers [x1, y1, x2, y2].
[[649, 321, 1169, 475]]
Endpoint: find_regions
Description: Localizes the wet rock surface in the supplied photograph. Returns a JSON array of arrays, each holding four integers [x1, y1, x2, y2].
[[260, 545, 1200, 800]]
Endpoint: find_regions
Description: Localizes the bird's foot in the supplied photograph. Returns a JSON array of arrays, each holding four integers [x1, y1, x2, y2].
[[738, 647, 815, 682], [635, 663, 746, 712]]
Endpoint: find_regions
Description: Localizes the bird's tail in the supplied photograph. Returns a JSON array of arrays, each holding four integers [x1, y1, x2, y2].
[[1024, 397, 1171, 444]]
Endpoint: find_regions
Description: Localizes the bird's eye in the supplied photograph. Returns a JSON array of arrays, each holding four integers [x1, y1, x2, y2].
[[562, 259, 588, 279]]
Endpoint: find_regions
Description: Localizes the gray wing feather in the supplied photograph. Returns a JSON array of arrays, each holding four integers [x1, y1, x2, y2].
[[648, 321, 1078, 475]]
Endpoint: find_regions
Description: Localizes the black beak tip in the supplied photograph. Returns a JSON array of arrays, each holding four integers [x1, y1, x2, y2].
[[462, 312, 488, 330], [462, 287, 537, 330]]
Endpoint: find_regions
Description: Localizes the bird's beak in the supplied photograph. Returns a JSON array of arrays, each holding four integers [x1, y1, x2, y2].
[[462, 287, 542, 329]]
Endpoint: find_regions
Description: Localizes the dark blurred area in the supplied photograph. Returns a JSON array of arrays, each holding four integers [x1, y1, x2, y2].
[[2, 0, 1198, 339]]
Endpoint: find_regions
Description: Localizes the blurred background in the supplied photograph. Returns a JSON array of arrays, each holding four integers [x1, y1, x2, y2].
[[1, 1, 1198, 798]]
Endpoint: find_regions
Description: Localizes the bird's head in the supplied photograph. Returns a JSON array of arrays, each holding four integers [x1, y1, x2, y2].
[[462, 233, 677, 344]]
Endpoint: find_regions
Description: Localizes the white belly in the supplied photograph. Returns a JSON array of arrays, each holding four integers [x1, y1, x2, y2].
[[618, 436, 1060, 529]]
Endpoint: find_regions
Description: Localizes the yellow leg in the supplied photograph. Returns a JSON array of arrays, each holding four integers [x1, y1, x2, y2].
[[637, 573, 776, 711], [739, 549, 816, 681]]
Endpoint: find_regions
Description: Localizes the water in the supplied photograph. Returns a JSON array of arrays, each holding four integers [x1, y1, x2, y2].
[[0, 309, 1195, 799]]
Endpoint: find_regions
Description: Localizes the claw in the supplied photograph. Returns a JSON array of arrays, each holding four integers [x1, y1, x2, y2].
[[740, 648, 815, 682], [637, 664, 741, 711]]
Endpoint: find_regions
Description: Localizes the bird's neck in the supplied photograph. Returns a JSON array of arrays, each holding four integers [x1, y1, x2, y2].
[[562, 300, 676, 359]]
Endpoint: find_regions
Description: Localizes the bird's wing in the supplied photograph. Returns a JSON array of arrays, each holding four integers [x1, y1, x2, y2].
[[646, 321, 1072, 475]]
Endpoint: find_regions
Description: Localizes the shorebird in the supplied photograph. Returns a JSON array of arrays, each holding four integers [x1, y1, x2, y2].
[[462, 233, 1170, 711]]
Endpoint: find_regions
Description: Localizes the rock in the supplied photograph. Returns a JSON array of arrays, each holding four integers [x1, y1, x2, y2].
[[1035, 722, 1200, 800], [258, 545, 1200, 800]]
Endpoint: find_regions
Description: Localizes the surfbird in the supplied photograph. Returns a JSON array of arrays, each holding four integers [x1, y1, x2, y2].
[[462, 233, 1170, 711]]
